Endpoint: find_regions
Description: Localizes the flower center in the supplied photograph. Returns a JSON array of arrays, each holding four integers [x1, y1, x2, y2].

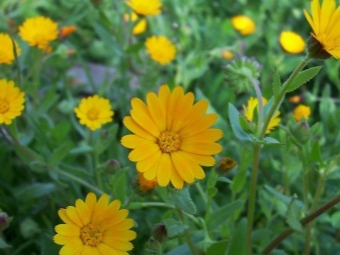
[[87, 109, 98, 121], [80, 223, 103, 246], [158, 131, 180, 153], [0, 99, 9, 114]]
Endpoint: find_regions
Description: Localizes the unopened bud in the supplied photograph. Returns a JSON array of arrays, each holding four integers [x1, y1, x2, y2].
[[104, 159, 120, 174], [132, 173, 157, 195], [151, 223, 168, 243], [291, 122, 310, 145], [216, 157, 237, 176]]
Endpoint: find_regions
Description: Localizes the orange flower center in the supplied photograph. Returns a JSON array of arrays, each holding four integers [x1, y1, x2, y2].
[[80, 223, 102, 246], [87, 109, 98, 121], [0, 99, 9, 113], [158, 131, 180, 153]]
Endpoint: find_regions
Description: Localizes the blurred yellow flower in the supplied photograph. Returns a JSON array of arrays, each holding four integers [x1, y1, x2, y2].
[[0, 33, 21, 65], [304, 0, 340, 58], [138, 172, 157, 192], [280, 31, 305, 54], [59, 25, 76, 39], [293, 104, 311, 121], [0, 79, 25, 125], [54, 192, 136, 254], [231, 15, 256, 35], [126, 0, 162, 16], [121, 85, 223, 189], [74, 95, 114, 131], [289, 95, 302, 104], [19, 16, 58, 52], [145, 36, 176, 65], [243, 97, 281, 134], [124, 12, 147, 35], [222, 51, 234, 59]]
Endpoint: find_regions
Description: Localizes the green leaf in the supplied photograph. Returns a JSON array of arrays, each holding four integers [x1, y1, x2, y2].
[[168, 187, 196, 215], [13, 183, 56, 200], [36, 84, 59, 116], [110, 169, 127, 203], [286, 195, 303, 232], [163, 218, 188, 238], [265, 185, 305, 209], [310, 140, 323, 164], [226, 218, 247, 255], [260, 137, 284, 145], [272, 69, 281, 97], [207, 187, 218, 197], [207, 240, 228, 255], [228, 103, 253, 142], [208, 201, 245, 230], [287, 66, 322, 92], [0, 237, 11, 249], [217, 176, 233, 184], [230, 170, 247, 193], [48, 142, 72, 167]]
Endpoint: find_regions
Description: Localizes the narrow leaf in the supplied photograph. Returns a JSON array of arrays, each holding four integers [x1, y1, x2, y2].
[[286, 195, 303, 232], [226, 218, 247, 255], [272, 69, 281, 97], [228, 103, 252, 142], [287, 66, 322, 92]]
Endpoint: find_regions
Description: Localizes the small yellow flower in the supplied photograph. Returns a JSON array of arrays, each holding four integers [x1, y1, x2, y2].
[[231, 15, 256, 36], [19, 16, 58, 51], [222, 51, 234, 59], [74, 95, 114, 131], [138, 173, 157, 192], [304, 0, 340, 58], [280, 31, 306, 54], [54, 192, 136, 254], [289, 95, 302, 104], [293, 104, 311, 121], [0, 33, 21, 65], [126, 0, 162, 16], [59, 25, 76, 39], [124, 12, 147, 35], [145, 36, 176, 65], [121, 85, 223, 189], [0, 79, 25, 125], [243, 97, 281, 134]]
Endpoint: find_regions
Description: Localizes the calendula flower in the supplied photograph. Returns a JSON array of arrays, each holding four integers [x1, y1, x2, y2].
[[222, 51, 234, 59], [293, 104, 311, 121], [74, 95, 114, 131], [121, 85, 223, 189], [19, 16, 58, 52], [304, 0, 340, 59], [138, 173, 157, 192], [59, 25, 76, 39], [126, 0, 162, 16], [0, 79, 25, 125], [0, 33, 21, 65], [54, 193, 136, 254], [243, 97, 281, 134], [124, 13, 147, 35], [145, 36, 176, 65], [231, 15, 256, 36], [280, 31, 306, 54]]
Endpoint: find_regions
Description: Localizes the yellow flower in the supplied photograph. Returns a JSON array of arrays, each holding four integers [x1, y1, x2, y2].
[[231, 15, 256, 36], [304, 0, 340, 58], [243, 97, 281, 134], [126, 0, 162, 16], [0, 33, 21, 65], [124, 13, 147, 35], [74, 95, 114, 131], [138, 173, 158, 192], [121, 85, 223, 189], [293, 104, 311, 121], [222, 51, 234, 59], [145, 36, 176, 65], [54, 193, 136, 255], [280, 31, 306, 54], [0, 79, 25, 125], [19, 16, 58, 51]]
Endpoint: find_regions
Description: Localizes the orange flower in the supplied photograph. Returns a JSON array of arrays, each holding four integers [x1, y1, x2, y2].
[[59, 25, 76, 39]]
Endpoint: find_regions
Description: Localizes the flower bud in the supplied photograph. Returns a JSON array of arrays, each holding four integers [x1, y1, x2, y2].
[[103, 159, 120, 174], [291, 122, 310, 145], [0, 212, 10, 232], [306, 36, 331, 60], [216, 157, 237, 176], [151, 223, 168, 243], [132, 173, 158, 195]]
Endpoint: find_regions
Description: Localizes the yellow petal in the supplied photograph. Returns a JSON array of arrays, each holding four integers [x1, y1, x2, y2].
[[65, 206, 83, 227], [181, 129, 223, 143], [136, 149, 162, 172], [53, 234, 79, 245], [97, 243, 119, 255], [92, 194, 109, 224], [311, 0, 321, 34], [121, 134, 155, 149], [178, 152, 205, 179], [320, 0, 335, 33], [146, 92, 166, 132], [55, 224, 80, 236], [100, 209, 128, 230], [128, 144, 161, 162], [166, 86, 184, 130], [179, 114, 217, 138], [170, 151, 194, 183], [156, 153, 171, 186], [58, 209, 77, 226], [123, 116, 156, 141], [102, 236, 134, 251], [59, 239, 83, 255], [171, 92, 194, 133], [104, 229, 137, 241], [81, 246, 101, 255], [170, 162, 184, 189], [180, 141, 222, 155], [75, 199, 91, 226], [85, 192, 97, 214]]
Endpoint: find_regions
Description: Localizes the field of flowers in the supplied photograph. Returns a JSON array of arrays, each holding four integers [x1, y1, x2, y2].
[[1, 0, 340, 254]]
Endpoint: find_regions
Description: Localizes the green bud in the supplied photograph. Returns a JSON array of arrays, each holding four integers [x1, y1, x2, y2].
[[103, 159, 120, 174], [306, 36, 331, 60], [151, 223, 168, 243], [291, 122, 310, 145]]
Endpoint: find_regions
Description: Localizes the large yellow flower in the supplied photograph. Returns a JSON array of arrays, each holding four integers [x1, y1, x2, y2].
[[304, 0, 340, 58], [74, 95, 114, 131], [243, 97, 281, 134], [293, 104, 311, 121], [121, 85, 223, 189], [19, 16, 58, 51], [126, 0, 162, 16], [231, 15, 256, 36], [145, 36, 176, 65], [279, 31, 306, 54], [54, 193, 136, 255], [0, 33, 21, 65], [0, 79, 25, 125]]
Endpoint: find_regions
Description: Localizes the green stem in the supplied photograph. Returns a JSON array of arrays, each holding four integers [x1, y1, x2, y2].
[[246, 143, 261, 255], [128, 202, 175, 210], [177, 208, 198, 255], [262, 192, 340, 254]]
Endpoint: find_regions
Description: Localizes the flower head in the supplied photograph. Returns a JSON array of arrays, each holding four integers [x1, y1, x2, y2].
[[124, 12, 147, 35], [145, 36, 176, 65], [222, 51, 234, 59], [121, 85, 223, 189], [74, 95, 114, 131], [293, 104, 311, 121], [54, 193, 136, 254], [59, 25, 76, 39], [304, 0, 340, 59], [126, 0, 162, 16], [231, 15, 256, 35], [0, 33, 21, 65], [137, 173, 157, 192], [0, 79, 25, 125], [280, 31, 306, 54], [19, 16, 58, 51], [243, 97, 281, 134]]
